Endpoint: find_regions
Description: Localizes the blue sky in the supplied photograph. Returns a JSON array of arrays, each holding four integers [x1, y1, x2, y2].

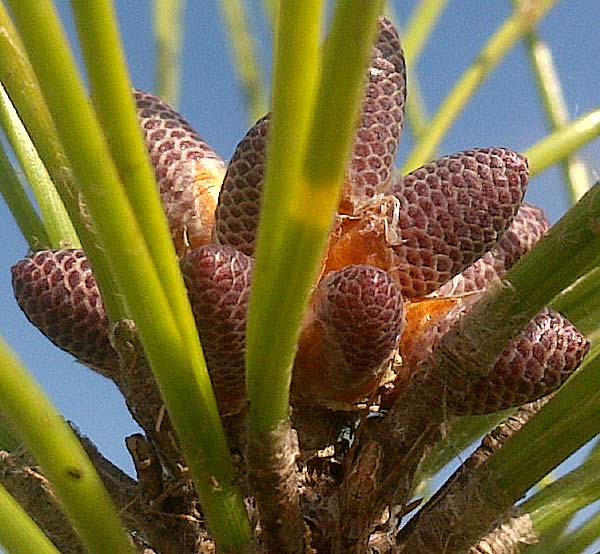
[[0, 1, 599, 549]]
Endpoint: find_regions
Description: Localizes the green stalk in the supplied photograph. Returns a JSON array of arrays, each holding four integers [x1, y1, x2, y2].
[[525, 517, 571, 554], [304, 4, 384, 187], [414, 180, 600, 524], [0, 338, 134, 554], [245, 1, 323, 431], [545, 511, 600, 554], [551, 266, 600, 340], [405, 71, 431, 142], [0, 83, 77, 248], [583, 433, 600, 461], [401, 0, 448, 67], [402, 0, 557, 173], [247, 1, 384, 432], [153, 0, 184, 107], [0, 481, 61, 554], [414, 410, 511, 494], [522, 447, 600, 534], [525, 106, 600, 177], [8, 2, 251, 550], [70, 0, 212, 408], [0, 143, 48, 250], [482, 342, 600, 512], [0, 413, 20, 452], [218, 0, 268, 123], [494, 182, 600, 318], [515, 3, 590, 202], [0, 2, 123, 320]]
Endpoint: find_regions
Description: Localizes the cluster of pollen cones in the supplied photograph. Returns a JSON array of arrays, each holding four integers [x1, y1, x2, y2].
[[10, 16, 589, 553]]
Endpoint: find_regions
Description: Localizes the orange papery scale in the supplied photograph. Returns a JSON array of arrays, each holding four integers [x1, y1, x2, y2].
[[323, 214, 395, 277], [396, 295, 465, 388]]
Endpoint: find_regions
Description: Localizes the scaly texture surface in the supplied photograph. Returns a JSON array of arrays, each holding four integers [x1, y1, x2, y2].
[[11, 249, 118, 379], [135, 90, 225, 254], [215, 17, 408, 254], [180, 244, 253, 417], [294, 265, 404, 407], [12, 244, 254, 420], [325, 148, 529, 298], [451, 308, 589, 415], [214, 115, 268, 256], [391, 202, 584, 415], [436, 202, 549, 297], [7, 13, 594, 553], [341, 16, 406, 210], [401, 202, 550, 371]]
